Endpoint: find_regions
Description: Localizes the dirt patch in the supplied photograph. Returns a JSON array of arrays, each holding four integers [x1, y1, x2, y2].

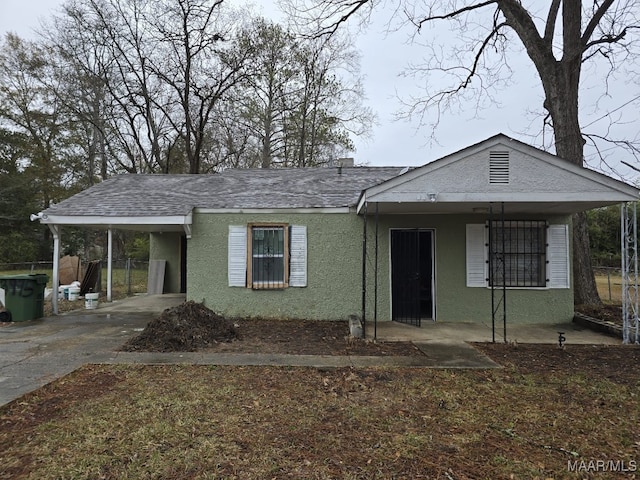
[[122, 301, 423, 356], [203, 317, 424, 356], [475, 342, 640, 385]]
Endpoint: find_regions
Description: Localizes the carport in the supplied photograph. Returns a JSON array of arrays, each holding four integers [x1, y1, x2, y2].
[[32, 175, 196, 315]]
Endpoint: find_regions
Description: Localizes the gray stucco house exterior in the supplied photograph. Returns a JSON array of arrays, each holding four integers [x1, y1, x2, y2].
[[37, 134, 640, 328]]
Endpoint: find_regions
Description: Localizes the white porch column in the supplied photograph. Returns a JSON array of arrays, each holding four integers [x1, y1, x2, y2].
[[49, 225, 60, 315], [107, 228, 113, 302]]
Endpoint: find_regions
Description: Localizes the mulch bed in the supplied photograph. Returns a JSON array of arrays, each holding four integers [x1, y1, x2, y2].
[[122, 300, 424, 357]]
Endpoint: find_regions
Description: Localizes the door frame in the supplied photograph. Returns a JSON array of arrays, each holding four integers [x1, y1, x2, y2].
[[389, 228, 437, 323]]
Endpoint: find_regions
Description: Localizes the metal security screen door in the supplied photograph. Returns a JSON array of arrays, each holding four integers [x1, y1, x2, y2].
[[391, 229, 435, 326]]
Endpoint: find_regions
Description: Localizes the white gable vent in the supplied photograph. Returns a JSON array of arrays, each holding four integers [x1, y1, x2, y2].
[[489, 151, 510, 184]]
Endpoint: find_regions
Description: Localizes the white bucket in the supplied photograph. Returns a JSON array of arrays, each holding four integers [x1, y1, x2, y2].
[[85, 292, 99, 310], [68, 287, 80, 301]]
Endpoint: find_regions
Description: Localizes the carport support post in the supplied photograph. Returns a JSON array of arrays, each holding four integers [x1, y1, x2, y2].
[[361, 201, 368, 337], [374, 202, 379, 340], [49, 225, 61, 315], [107, 228, 113, 302]]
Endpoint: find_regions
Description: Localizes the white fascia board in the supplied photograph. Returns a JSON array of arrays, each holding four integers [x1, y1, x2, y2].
[[356, 193, 367, 214], [367, 190, 639, 204], [40, 214, 192, 227], [194, 207, 351, 214]]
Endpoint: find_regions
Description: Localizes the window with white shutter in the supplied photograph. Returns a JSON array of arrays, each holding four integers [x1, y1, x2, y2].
[[250, 225, 288, 289], [466, 222, 570, 289], [489, 221, 547, 287], [227, 224, 307, 289], [228, 226, 247, 287], [547, 224, 570, 288], [466, 224, 487, 287], [289, 225, 307, 287]]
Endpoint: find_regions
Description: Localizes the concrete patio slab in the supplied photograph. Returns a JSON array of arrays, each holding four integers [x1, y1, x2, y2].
[[365, 319, 620, 345]]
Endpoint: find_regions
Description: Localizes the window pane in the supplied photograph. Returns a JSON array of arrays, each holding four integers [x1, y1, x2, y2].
[[490, 221, 546, 287], [252, 227, 285, 286], [253, 227, 284, 256], [252, 256, 284, 284]]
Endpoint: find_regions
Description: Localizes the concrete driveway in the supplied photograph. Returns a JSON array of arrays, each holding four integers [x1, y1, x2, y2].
[[0, 294, 184, 406], [0, 294, 620, 407]]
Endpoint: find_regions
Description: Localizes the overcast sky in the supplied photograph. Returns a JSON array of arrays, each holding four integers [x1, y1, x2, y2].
[[1, 0, 638, 181]]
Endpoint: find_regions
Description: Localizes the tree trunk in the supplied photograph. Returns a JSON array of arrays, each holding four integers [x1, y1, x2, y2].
[[501, 0, 603, 306], [546, 79, 602, 306], [572, 211, 602, 305]]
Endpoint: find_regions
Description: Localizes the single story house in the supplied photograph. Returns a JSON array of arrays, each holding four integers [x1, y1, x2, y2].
[[36, 134, 639, 330]]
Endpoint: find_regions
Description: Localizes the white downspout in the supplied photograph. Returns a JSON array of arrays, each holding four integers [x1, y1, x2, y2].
[[107, 228, 113, 302], [49, 224, 60, 315]]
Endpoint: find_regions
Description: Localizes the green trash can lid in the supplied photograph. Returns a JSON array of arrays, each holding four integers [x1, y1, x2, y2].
[[0, 274, 49, 284]]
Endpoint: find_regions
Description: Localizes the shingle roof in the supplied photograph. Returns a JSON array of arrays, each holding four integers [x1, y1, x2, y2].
[[43, 167, 403, 217]]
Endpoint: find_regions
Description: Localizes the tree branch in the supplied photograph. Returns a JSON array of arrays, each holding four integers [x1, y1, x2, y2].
[[411, 0, 497, 30], [313, 0, 372, 38], [543, 0, 561, 44], [584, 26, 639, 51], [498, 0, 553, 68], [581, 0, 616, 48], [584, 132, 640, 180]]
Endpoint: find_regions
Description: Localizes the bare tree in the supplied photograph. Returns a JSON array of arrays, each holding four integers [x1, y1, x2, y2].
[[44, 4, 114, 184], [50, 0, 252, 174], [0, 34, 82, 208], [287, 0, 640, 305], [287, 33, 372, 167], [229, 18, 373, 168], [144, 0, 251, 173]]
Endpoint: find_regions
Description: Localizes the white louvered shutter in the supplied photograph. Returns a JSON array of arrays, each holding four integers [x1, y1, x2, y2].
[[466, 224, 487, 287], [547, 224, 570, 289], [289, 225, 307, 287], [228, 225, 247, 287]]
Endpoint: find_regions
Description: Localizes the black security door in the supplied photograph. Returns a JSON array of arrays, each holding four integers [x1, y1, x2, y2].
[[391, 230, 434, 325], [180, 235, 187, 294]]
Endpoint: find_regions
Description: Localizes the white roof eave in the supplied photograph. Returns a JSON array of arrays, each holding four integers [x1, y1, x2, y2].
[[38, 211, 193, 231]]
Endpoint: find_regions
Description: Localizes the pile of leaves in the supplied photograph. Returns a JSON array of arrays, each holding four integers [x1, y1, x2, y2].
[[123, 301, 237, 352]]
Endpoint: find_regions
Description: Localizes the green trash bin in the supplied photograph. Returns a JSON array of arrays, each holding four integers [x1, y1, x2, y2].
[[0, 274, 49, 322]]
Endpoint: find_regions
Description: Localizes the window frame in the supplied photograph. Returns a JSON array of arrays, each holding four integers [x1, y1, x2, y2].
[[247, 223, 289, 290], [488, 220, 548, 288], [467, 221, 569, 290]]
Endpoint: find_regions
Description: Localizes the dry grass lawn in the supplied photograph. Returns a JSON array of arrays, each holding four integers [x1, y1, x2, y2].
[[2, 344, 639, 479]]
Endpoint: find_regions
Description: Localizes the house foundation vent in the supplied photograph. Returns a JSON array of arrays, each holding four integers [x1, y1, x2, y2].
[[489, 151, 510, 184]]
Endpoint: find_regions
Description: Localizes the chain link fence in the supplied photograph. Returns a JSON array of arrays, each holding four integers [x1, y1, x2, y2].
[[0, 259, 149, 296], [594, 267, 622, 303]]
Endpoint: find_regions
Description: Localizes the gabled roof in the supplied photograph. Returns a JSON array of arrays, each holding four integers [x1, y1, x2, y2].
[[39, 167, 402, 232], [37, 133, 640, 232], [359, 133, 639, 215]]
